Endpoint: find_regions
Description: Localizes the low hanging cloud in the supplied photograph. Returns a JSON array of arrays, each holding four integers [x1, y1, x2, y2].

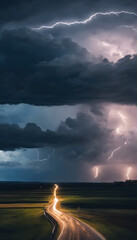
[[0, 29, 137, 106], [0, 107, 137, 167], [0, 113, 111, 153]]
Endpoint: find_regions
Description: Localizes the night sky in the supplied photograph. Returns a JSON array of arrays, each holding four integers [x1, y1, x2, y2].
[[1, 0, 137, 182]]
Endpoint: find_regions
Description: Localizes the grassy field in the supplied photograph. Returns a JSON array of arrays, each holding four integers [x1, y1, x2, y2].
[[0, 183, 54, 240], [0, 208, 52, 240], [57, 182, 137, 240], [1, 182, 137, 240]]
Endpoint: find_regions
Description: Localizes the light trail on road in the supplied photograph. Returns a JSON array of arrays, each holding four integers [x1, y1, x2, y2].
[[53, 184, 59, 212], [46, 184, 106, 240]]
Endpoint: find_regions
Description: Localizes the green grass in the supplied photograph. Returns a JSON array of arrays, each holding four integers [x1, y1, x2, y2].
[[57, 183, 137, 240], [0, 208, 52, 240], [1, 183, 137, 240], [0, 186, 54, 240], [0, 190, 51, 204], [60, 195, 137, 209], [64, 208, 137, 240]]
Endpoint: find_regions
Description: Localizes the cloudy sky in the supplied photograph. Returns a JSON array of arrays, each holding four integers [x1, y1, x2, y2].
[[1, 0, 137, 182]]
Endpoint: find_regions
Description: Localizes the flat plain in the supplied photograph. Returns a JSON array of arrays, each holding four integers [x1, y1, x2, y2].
[[58, 182, 137, 240], [0, 183, 53, 240], [0, 182, 137, 240]]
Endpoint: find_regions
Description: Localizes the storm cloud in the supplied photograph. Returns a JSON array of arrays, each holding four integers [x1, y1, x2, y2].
[[1, 0, 137, 28], [0, 113, 111, 156], [0, 29, 137, 106], [0, 0, 137, 181]]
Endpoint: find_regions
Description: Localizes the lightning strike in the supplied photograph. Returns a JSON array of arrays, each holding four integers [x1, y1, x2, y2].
[[118, 111, 128, 129], [32, 11, 137, 30], [119, 25, 137, 33], [127, 167, 132, 180], [94, 166, 99, 178], [108, 146, 121, 160], [36, 149, 54, 161], [102, 41, 110, 47], [116, 127, 121, 134], [118, 111, 129, 144]]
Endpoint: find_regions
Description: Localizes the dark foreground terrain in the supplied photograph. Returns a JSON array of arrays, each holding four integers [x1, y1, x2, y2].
[[0, 182, 53, 240], [0, 181, 137, 240], [58, 181, 137, 240]]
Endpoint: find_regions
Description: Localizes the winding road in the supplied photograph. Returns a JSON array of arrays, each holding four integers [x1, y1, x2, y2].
[[45, 184, 106, 240]]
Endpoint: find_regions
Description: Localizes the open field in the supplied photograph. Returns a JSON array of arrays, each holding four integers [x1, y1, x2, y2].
[[0, 192, 49, 204], [0, 182, 53, 204], [1, 182, 137, 240], [0, 208, 52, 240], [0, 182, 54, 240], [58, 182, 137, 240]]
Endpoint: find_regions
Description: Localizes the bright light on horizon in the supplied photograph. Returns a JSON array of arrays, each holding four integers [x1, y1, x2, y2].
[[127, 167, 132, 180], [92, 166, 99, 178]]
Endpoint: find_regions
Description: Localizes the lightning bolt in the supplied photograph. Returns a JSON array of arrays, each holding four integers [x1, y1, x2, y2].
[[94, 166, 99, 178], [108, 111, 128, 160], [36, 149, 54, 161], [118, 111, 128, 145], [118, 111, 128, 129], [127, 166, 132, 180], [108, 146, 121, 160], [118, 25, 137, 33], [32, 11, 137, 30]]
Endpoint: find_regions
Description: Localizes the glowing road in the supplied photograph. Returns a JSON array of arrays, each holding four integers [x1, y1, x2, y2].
[[46, 184, 106, 240]]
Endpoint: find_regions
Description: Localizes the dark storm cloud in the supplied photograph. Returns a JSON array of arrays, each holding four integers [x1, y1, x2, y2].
[[0, 122, 83, 150], [0, 29, 137, 106], [38, 108, 113, 164], [0, 113, 111, 154], [1, 0, 137, 28], [90, 104, 104, 116]]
